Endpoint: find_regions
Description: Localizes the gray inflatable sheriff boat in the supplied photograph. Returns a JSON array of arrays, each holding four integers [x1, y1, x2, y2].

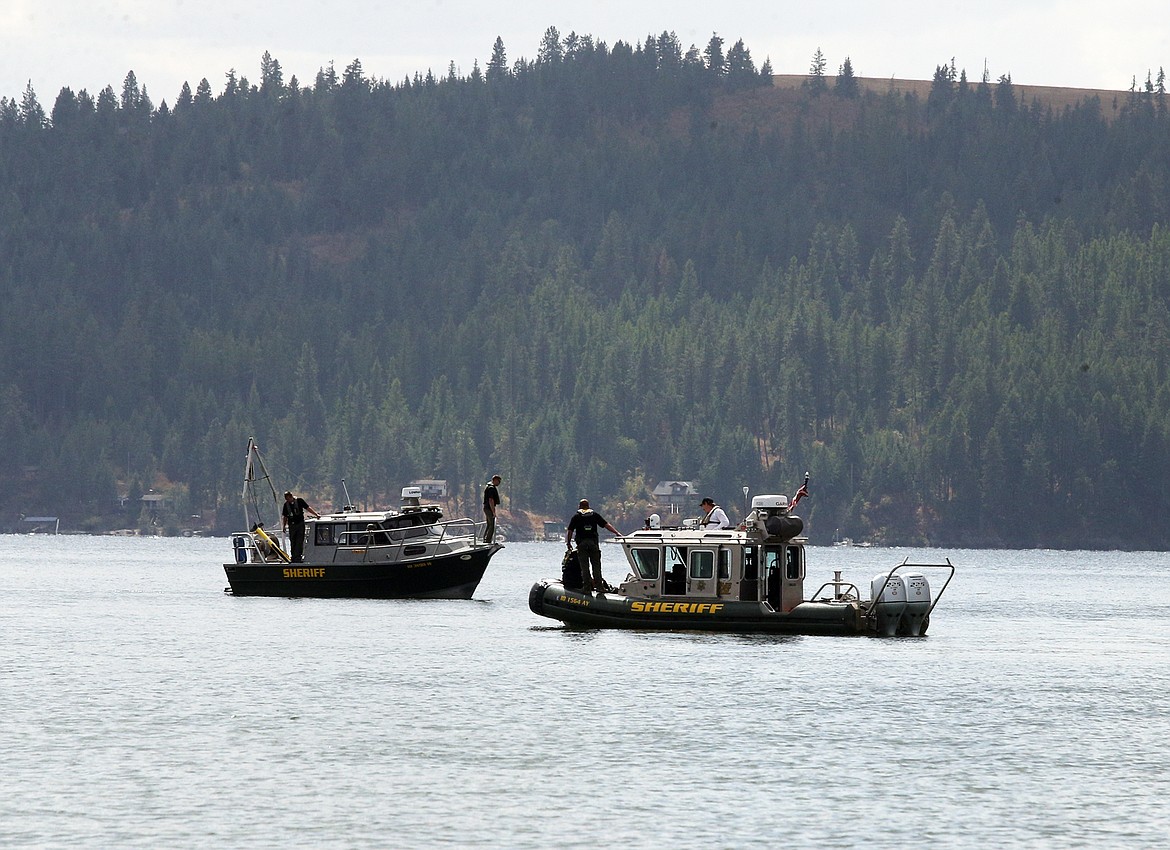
[[529, 493, 954, 636]]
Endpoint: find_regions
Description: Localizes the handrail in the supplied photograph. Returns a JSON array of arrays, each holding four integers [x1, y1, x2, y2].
[[808, 581, 860, 602], [235, 531, 288, 563], [332, 516, 487, 563]]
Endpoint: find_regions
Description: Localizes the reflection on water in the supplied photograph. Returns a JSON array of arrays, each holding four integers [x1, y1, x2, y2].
[[1, 536, 1168, 848]]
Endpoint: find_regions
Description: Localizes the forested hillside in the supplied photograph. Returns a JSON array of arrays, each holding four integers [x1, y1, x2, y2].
[[2, 29, 1169, 547]]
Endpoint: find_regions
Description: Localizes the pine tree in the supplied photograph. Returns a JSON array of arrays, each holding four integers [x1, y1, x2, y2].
[[807, 48, 828, 95], [704, 34, 726, 75], [487, 37, 509, 83], [835, 57, 859, 98]]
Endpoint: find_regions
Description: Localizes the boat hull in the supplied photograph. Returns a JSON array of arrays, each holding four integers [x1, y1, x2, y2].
[[528, 580, 873, 635], [225, 546, 498, 599]]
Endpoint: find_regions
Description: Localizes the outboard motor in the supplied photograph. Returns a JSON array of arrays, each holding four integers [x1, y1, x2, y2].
[[870, 573, 907, 637], [898, 573, 931, 636]]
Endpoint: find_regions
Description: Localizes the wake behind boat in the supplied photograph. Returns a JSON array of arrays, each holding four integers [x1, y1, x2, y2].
[[223, 438, 502, 598], [529, 478, 955, 636]]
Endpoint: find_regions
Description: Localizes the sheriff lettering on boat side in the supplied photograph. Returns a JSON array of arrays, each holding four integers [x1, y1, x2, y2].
[[629, 601, 725, 614], [283, 567, 326, 578]]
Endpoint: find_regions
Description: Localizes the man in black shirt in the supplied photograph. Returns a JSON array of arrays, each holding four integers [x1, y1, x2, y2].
[[565, 499, 620, 594], [281, 491, 320, 562], [483, 474, 502, 543]]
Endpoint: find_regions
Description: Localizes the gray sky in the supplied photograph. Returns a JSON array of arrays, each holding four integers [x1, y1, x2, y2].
[[3, 1, 1167, 105]]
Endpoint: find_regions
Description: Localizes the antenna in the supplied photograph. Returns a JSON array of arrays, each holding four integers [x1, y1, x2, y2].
[[341, 478, 355, 511]]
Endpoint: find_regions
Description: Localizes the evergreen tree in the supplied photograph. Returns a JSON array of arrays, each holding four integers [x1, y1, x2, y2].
[[487, 37, 509, 83], [704, 34, 726, 75], [835, 57, 859, 98], [538, 27, 564, 65], [807, 48, 828, 95]]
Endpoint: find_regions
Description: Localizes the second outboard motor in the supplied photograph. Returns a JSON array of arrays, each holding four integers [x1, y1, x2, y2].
[[870, 573, 906, 637], [898, 573, 931, 636]]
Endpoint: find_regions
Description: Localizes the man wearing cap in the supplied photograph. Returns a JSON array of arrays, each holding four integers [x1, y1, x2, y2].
[[700, 498, 731, 530], [483, 475, 502, 543], [281, 491, 320, 562], [565, 499, 621, 594]]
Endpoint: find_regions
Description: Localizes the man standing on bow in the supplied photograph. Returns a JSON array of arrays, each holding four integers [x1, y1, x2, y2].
[[483, 474, 502, 543], [566, 499, 621, 594]]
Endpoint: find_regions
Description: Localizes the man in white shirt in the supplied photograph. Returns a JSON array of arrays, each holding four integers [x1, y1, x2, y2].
[[700, 498, 730, 529]]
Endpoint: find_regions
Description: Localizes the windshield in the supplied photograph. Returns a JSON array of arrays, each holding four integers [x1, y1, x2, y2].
[[630, 547, 660, 579]]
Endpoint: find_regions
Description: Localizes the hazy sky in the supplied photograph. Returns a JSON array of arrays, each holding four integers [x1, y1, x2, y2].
[[3, 1, 1167, 105]]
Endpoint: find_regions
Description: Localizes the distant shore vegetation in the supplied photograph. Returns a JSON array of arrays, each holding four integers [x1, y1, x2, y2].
[[2, 30, 1170, 547]]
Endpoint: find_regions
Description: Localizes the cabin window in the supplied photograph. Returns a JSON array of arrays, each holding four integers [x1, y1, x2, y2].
[[390, 525, 428, 540], [719, 549, 731, 580], [315, 524, 339, 545], [341, 523, 391, 545], [630, 548, 660, 580], [690, 550, 714, 580], [742, 546, 758, 580], [786, 545, 804, 580]]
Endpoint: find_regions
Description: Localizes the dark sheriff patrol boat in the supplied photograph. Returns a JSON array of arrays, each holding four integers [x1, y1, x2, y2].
[[529, 485, 954, 636], [224, 439, 501, 598]]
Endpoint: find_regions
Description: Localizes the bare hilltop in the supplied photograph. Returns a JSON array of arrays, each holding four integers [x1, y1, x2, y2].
[[772, 73, 1129, 114]]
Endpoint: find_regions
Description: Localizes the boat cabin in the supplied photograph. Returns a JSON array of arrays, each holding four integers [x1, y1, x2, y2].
[[615, 494, 809, 612], [305, 505, 447, 559], [617, 531, 807, 612]]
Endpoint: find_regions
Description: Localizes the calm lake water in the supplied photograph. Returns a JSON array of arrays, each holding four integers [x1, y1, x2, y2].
[[2, 535, 1168, 849]]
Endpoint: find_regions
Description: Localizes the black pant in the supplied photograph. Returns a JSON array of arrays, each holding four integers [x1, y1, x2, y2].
[[576, 537, 604, 589], [288, 520, 306, 562]]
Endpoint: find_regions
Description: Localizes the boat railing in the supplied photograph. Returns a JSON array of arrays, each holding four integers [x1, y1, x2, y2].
[[867, 558, 956, 619], [808, 580, 861, 602], [232, 531, 289, 564], [335, 517, 487, 562]]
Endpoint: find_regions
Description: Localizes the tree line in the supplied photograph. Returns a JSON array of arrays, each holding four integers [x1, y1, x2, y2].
[[2, 29, 1169, 547]]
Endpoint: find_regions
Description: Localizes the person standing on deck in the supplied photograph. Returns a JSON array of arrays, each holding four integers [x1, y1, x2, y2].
[[281, 491, 320, 562], [483, 475, 502, 543], [566, 499, 621, 594]]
